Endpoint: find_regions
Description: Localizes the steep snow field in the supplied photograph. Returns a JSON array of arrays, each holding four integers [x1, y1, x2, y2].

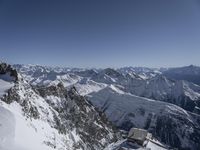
[[0, 83, 74, 150], [0, 79, 14, 97], [0, 106, 16, 150], [74, 79, 107, 95], [0, 103, 58, 150]]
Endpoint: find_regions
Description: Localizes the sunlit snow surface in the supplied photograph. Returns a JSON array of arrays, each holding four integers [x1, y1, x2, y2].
[[0, 98, 67, 150], [0, 79, 14, 97]]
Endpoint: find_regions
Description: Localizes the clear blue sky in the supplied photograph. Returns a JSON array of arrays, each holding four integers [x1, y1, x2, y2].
[[0, 0, 200, 68]]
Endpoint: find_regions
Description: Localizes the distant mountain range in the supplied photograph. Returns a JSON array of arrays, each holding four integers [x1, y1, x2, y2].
[[14, 64, 200, 113], [163, 65, 200, 85]]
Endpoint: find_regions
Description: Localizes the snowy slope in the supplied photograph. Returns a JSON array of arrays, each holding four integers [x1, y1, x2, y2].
[[0, 106, 16, 150], [87, 87, 200, 150], [74, 79, 107, 95], [0, 102, 61, 150], [0, 79, 14, 97]]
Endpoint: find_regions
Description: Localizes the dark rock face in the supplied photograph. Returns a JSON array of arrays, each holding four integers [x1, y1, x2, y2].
[[0, 62, 20, 103], [154, 114, 200, 150], [2, 82, 41, 119], [160, 95, 199, 113], [74, 69, 98, 77], [163, 65, 200, 85], [176, 95, 198, 112], [91, 68, 126, 84], [155, 116, 183, 149], [0, 63, 18, 81], [2, 86, 20, 104], [36, 82, 66, 98], [164, 72, 200, 86]]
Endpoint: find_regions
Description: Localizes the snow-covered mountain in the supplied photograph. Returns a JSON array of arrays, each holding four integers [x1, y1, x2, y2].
[[0, 63, 118, 150], [11, 64, 200, 150], [118, 67, 161, 80], [123, 75, 200, 113], [163, 65, 200, 85]]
